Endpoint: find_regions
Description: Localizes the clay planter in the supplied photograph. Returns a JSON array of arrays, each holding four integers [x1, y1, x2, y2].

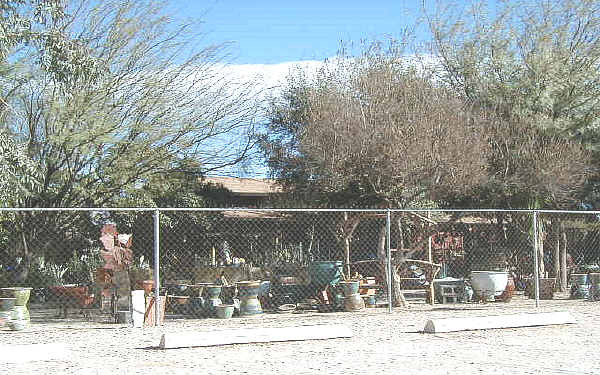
[[0, 297, 16, 312], [570, 273, 589, 299], [0, 298, 16, 328], [338, 281, 360, 296], [343, 293, 365, 312], [497, 276, 515, 303], [203, 285, 222, 317], [589, 273, 600, 301], [1, 287, 32, 306], [237, 281, 263, 317], [308, 261, 343, 289], [470, 271, 508, 302], [526, 278, 556, 300], [171, 295, 190, 305], [215, 304, 235, 319], [137, 280, 155, 295], [8, 319, 28, 331]]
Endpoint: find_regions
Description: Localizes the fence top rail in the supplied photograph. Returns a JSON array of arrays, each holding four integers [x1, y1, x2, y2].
[[1, 207, 599, 214]]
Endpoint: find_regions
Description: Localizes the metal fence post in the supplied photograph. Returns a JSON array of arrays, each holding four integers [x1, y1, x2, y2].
[[153, 209, 161, 326], [386, 209, 393, 313], [533, 210, 540, 308]]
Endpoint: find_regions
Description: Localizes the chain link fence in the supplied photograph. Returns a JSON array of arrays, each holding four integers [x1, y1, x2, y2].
[[1, 208, 599, 328]]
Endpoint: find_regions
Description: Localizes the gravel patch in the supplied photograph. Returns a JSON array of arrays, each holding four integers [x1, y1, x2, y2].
[[1, 293, 598, 375]]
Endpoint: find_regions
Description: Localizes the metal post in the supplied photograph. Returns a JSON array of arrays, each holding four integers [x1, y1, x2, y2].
[[428, 211, 434, 306], [533, 210, 540, 308], [386, 209, 393, 313], [153, 210, 161, 326]]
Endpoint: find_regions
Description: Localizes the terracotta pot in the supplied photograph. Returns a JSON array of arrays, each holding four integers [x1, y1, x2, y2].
[[96, 268, 112, 284], [497, 277, 515, 302], [136, 279, 154, 295]]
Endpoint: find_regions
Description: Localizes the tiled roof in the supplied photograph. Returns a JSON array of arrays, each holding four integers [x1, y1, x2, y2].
[[201, 176, 282, 196]]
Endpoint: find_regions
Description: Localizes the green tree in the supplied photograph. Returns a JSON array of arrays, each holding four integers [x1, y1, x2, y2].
[[0, 131, 40, 206], [0, 0, 259, 278], [427, 0, 596, 207]]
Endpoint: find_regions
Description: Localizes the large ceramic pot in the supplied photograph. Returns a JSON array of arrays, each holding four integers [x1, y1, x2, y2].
[[308, 261, 343, 289], [589, 273, 600, 301], [343, 293, 365, 312], [203, 284, 222, 317], [338, 281, 360, 296], [215, 304, 234, 319], [1, 287, 32, 306], [570, 273, 589, 299], [1, 287, 32, 325], [526, 278, 556, 300], [0, 298, 16, 328], [470, 271, 508, 302], [497, 277, 515, 303], [432, 278, 465, 303], [237, 281, 263, 317]]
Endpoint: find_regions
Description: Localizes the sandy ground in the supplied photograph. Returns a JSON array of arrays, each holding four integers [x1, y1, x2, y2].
[[1, 292, 598, 375]]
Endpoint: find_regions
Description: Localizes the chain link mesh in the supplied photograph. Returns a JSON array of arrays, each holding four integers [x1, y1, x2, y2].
[[1, 209, 599, 327]]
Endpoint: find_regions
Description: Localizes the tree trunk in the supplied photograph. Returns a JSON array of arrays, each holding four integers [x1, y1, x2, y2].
[[339, 212, 361, 278], [378, 221, 407, 307], [397, 216, 405, 250]]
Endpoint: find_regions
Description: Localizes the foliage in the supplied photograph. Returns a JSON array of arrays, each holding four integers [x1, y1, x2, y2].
[[0, 0, 259, 265], [428, 0, 600, 141], [64, 248, 104, 285], [262, 42, 492, 208], [0, 131, 40, 207], [21, 256, 67, 287], [0, 0, 100, 85], [3, 0, 258, 210], [427, 0, 596, 207]]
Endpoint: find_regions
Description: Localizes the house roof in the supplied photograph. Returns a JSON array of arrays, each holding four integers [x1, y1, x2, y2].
[[201, 176, 282, 197]]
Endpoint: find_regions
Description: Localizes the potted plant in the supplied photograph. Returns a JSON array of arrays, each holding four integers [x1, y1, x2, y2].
[[337, 272, 364, 311]]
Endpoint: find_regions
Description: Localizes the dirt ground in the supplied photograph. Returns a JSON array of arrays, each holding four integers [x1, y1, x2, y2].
[[1, 292, 598, 375]]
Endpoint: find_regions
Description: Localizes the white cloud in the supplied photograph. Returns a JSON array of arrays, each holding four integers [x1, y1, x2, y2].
[[220, 60, 325, 97]]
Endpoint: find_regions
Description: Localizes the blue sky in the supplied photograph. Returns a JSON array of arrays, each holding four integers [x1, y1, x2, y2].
[[170, 0, 429, 64]]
